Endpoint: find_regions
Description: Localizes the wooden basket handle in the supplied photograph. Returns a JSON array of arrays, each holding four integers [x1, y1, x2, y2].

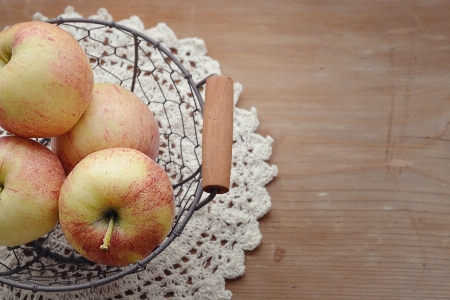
[[202, 75, 234, 194]]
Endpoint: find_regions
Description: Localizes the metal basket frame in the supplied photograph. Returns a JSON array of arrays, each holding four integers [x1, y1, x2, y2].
[[0, 17, 218, 292]]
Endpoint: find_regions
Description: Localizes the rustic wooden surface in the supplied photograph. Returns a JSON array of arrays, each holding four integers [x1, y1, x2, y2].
[[1, 1, 450, 299]]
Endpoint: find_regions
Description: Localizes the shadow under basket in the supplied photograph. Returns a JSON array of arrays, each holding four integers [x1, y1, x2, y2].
[[0, 17, 234, 293]]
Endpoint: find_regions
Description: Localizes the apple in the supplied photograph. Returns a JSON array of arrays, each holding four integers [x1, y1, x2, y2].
[[51, 82, 160, 174], [0, 136, 65, 246], [0, 21, 94, 138], [58, 147, 175, 267]]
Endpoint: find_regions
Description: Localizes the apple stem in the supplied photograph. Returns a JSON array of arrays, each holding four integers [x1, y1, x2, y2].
[[100, 215, 115, 252]]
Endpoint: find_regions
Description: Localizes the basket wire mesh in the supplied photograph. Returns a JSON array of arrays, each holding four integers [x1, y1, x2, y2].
[[0, 17, 218, 292]]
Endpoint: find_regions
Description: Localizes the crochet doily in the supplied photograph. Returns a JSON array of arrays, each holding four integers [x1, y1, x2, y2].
[[0, 7, 277, 300]]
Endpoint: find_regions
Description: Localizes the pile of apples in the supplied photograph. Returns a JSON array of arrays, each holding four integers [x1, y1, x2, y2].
[[0, 22, 175, 267]]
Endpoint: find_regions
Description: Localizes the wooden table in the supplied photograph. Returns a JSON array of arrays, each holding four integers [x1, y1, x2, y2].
[[1, 1, 450, 299]]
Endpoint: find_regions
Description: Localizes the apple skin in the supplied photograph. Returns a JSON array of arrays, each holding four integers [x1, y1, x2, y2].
[[0, 136, 66, 246], [59, 147, 175, 267], [0, 21, 94, 138], [51, 82, 160, 174]]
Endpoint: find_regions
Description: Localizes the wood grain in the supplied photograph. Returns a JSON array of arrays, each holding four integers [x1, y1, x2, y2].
[[1, 1, 450, 299]]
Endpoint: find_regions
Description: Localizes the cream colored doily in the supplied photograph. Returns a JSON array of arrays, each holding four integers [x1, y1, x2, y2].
[[0, 7, 277, 300]]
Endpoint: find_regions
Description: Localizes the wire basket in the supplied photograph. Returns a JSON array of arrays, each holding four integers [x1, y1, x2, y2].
[[0, 17, 233, 292]]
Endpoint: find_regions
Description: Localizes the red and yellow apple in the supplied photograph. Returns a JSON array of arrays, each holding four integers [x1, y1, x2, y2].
[[58, 147, 174, 267], [0, 21, 94, 138], [51, 82, 160, 174], [0, 136, 66, 246]]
